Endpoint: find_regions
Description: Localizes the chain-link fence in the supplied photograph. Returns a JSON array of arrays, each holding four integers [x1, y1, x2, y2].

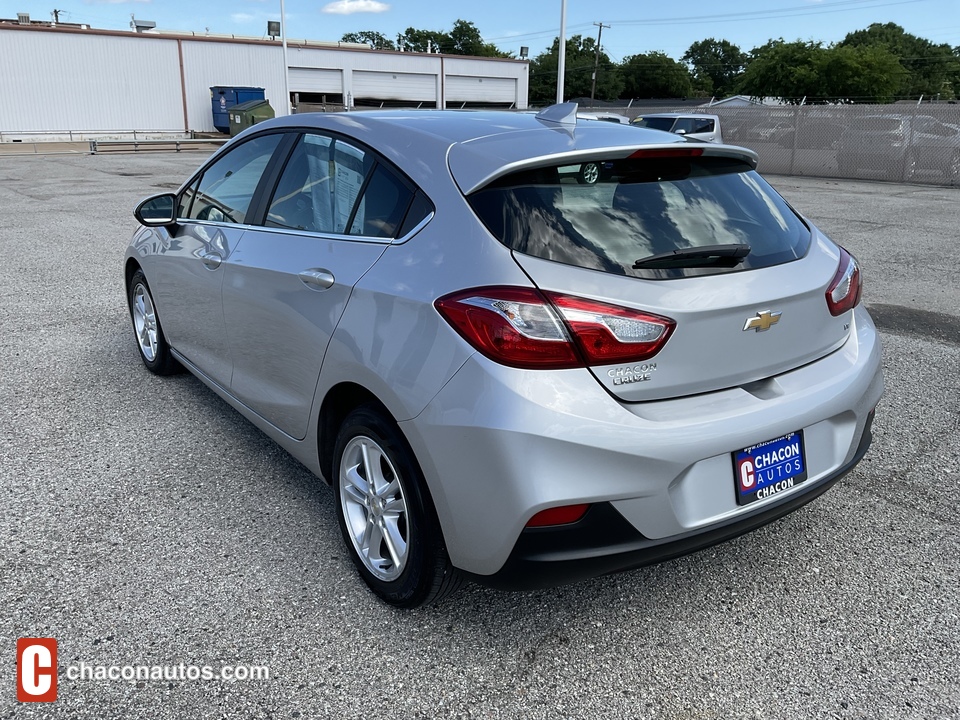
[[620, 104, 960, 186]]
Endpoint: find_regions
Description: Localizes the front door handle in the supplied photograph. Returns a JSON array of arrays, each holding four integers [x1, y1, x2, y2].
[[298, 269, 335, 291], [199, 251, 222, 270]]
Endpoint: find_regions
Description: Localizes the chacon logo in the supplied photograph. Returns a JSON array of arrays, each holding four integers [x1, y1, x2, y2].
[[17, 638, 58, 703], [743, 310, 782, 333]]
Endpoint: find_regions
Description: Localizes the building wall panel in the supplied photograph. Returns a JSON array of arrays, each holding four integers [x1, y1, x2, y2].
[[0, 27, 530, 133], [181, 41, 289, 132], [0, 29, 183, 132]]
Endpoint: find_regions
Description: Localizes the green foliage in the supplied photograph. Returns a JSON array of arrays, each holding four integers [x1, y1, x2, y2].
[[839, 23, 958, 99], [340, 31, 395, 50], [397, 27, 447, 54], [620, 52, 693, 99], [682, 39, 747, 97], [738, 39, 904, 103], [448, 20, 512, 58], [390, 20, 510, 57], [528, 35, 623, 104]]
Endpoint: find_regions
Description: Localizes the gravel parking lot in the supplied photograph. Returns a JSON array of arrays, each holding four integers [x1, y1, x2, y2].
[[1, 152, 958, 719]]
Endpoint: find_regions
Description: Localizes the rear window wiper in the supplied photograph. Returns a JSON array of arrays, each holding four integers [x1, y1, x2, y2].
[[633, 243, 751, 269]]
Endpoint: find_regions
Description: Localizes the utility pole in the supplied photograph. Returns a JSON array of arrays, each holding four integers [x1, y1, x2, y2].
[[556, 0, 567, 104], [590, 22, 610, 103]]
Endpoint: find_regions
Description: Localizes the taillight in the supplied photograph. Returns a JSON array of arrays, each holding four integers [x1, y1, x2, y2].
[[826, 248, 862, 316], [435, 286, 675, 370], [545, 292, 675, 364]]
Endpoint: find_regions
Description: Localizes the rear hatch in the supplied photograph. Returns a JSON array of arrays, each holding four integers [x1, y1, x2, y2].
[[461, 146, 851, 402]]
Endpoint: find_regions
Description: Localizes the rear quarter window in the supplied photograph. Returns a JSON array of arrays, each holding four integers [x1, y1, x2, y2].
[[467, 157, 810, 280]]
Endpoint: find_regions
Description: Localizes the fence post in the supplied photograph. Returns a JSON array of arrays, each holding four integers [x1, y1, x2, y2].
[[902, 102, 919, 182], [789, 105, 801, 176]]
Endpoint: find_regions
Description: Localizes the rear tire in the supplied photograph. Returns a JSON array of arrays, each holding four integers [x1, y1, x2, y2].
[[577, 162, 600, 185], [128, 269, 181, 376], [333, 405, 462, 607]]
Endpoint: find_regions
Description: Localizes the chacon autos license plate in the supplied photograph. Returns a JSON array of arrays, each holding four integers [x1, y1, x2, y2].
[[733, 431, 808, 506]]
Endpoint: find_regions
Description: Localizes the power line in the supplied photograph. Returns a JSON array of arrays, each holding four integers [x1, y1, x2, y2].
[[485, 0, 934, 45]]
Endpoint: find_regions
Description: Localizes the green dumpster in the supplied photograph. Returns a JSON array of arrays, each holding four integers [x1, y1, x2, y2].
[[229, 99, 275, 137]]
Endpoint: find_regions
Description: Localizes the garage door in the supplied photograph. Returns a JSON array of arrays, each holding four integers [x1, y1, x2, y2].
[[353, 71, 436, 102], [445, 76, 516, 104], [289, 68, 342, 94]]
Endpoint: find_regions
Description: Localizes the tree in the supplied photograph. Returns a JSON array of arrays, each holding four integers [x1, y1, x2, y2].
[[448, 20, 511, 58], [528, 35, 623, 104], [392, 20, 509, 57], [737, 39, 904, 103], [839, 23, 958, 99], [620, 52, 693, 99], [682, 39, 747, 97], [397, 27, 449, 54], [341, 31, 395, 50]]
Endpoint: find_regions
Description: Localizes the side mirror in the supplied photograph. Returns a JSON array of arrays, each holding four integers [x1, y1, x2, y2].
[[135, 193, 177, 227], [674, 128, 687, 135]]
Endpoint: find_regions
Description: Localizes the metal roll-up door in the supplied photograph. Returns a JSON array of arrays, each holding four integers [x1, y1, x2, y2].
[[289, 68, 343, 94], [353, 71, 436, 102], [445, 76, 516, 103]]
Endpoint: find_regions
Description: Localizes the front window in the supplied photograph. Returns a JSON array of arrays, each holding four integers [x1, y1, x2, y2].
[[187, 134, 283, 224], [467, 156, 810, 280]]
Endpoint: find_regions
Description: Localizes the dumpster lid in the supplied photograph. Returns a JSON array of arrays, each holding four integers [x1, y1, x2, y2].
[[232, 99, 271, 112]]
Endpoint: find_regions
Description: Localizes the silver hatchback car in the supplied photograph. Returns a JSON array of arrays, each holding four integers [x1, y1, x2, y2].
[[126, 103, 883, 607]]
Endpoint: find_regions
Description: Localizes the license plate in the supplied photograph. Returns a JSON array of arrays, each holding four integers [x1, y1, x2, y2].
[[733, 431, 807, 506]]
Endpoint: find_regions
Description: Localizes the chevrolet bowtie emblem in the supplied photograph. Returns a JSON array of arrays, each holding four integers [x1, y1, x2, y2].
[[743, 310, 782, 332]]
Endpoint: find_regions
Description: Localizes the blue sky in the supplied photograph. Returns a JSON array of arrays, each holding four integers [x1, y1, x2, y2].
[[7, 0, 959, 61]]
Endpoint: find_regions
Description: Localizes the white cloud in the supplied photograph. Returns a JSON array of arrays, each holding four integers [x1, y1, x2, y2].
[[231, 12, 257, 23], [322, 0, 390, 15]]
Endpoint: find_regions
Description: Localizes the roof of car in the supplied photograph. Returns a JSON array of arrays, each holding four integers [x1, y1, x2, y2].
[[244, 109, 753, 194]]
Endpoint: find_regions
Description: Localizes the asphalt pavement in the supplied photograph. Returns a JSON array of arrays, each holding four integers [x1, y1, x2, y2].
[[1, 152, 958, 719]]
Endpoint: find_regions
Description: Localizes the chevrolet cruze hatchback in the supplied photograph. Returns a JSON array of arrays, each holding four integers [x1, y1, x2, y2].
[[126, 103, 883, 607]]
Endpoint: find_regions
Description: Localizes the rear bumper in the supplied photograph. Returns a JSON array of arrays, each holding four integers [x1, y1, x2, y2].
[[468, 413, 873, 591]]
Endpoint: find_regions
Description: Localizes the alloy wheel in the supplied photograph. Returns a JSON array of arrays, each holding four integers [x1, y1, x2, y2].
[[339, 435, 410, 581], [132, 283, 159, 362]]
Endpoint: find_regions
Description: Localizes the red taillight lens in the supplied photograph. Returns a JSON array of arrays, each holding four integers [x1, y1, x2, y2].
[[526, 504, 590, 528], [434, 287, 581, 369], [826, 248, 863, 316], [546, 292, 675, 364], [435, 287, 675, 370]]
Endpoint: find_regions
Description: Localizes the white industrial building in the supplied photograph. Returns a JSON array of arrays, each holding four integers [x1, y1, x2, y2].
[[0, 22, 529, 137]]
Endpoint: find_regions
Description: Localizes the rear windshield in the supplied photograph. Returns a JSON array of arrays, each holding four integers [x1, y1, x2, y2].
[[633, 117, 676, 132], [468, 156, 810, 280]]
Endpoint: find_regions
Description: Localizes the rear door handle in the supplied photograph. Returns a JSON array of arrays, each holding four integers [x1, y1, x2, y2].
[[298, 269, 335, 291]]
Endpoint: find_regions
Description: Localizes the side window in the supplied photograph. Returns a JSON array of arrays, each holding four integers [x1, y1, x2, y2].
[[691, 118, 715, 134], [397, 190, 434, 237], [348, 165, 414, 238], [265, 133, 373, 234], [189, 134, 283, 224], [267, 134, 335, 232]]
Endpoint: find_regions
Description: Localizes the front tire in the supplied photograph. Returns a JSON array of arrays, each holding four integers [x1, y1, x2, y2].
[[128, 269, 181, 375], [333, 405, 462, 607]]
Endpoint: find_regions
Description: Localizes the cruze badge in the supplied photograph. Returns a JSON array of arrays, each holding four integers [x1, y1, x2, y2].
[[743, 310, 782, 332]]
